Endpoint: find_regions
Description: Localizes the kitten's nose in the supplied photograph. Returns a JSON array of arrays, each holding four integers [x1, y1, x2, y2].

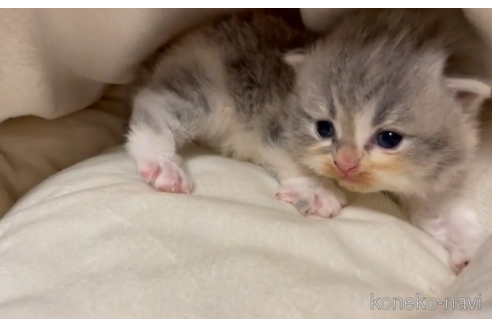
[[334, 145, 359, 175], [334, 160, 359, 174]]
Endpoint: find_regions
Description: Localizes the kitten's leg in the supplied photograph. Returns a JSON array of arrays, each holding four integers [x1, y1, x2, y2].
[[263, 151, 347, 218], [275, 176, 347, 218], [126, 85, 206, 193], [402, 194, 489, 273]]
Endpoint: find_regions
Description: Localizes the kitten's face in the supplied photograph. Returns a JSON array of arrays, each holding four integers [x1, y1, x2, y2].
[[284, 51, 488, 196]]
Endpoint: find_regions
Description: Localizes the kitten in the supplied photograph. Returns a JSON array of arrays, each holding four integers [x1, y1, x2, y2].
[[126, 9, 492, 273], [126, 9, 348, 218], [280, 8, 492, 273]]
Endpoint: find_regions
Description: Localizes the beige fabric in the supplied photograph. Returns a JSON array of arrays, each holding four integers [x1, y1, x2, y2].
[[0, 9, 239, 123], [0, 145, 458, 319], [0, 85, 130, 217], [3, 8, 491, 124]]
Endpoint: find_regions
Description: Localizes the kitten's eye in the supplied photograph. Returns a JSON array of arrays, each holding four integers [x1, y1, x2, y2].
[[375, 131, 403, 149], [316, 120, 335, 138]]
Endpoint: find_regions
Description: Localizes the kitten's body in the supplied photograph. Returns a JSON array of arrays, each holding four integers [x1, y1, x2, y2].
[[128, 10, 347, 217], [126, 9, 492, 272]]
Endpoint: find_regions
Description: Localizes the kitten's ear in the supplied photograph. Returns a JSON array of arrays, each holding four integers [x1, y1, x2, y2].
[[283, 49, 308, 71], [445, 77, 492, 114]]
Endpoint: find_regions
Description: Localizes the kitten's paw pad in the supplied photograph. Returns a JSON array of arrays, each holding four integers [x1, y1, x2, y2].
[[139, 159, 192, 194], [442, 223, 487, 274], [139, 163, 160, 182], [450, 252, 470, 274], [276, 187, 347, 218]]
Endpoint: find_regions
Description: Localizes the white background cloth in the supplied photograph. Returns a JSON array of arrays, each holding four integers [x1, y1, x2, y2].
[[2, 9, 492, 123], [0, 9, 240, 123]]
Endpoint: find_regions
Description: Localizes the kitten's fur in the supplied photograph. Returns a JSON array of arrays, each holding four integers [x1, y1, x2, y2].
[[126, 9, 492, 273]]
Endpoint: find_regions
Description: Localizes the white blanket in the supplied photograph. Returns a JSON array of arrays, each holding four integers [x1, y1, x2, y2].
[[0, 145, 460, 318], [1, 144, 492, 318]]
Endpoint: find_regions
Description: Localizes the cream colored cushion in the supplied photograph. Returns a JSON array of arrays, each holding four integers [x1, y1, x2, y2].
[[0, 145, 466, 318]]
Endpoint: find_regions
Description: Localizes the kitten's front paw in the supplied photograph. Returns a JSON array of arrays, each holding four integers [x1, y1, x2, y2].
[[450, 252, 470, 274], [411, 200, 488, 274], [276, 179, 347, 218], [138, 157, 193, 194], [447, 228, 488, 274]]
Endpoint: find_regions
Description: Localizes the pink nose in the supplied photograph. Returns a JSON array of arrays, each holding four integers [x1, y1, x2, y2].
[[334, 160, 359, 174]]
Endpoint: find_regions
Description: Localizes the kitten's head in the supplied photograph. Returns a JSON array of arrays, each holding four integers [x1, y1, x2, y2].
[[283, 45, 491, 197]]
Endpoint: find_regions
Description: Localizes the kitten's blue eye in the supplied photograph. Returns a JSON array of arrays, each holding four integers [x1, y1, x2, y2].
[[316, 120, 335, 138], [376, 131, 403, 149]]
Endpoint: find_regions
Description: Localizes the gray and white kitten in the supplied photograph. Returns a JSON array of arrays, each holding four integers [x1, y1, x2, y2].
[[126, 9, 492, 273]]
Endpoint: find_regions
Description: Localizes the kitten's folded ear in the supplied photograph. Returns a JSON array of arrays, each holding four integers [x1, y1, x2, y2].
[[445, 77, 492, 114], [283, 49, 308, 71]]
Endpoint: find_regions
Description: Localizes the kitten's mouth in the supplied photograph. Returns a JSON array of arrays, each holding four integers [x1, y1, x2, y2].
[[337, 177, 362, 190], [337, 179, 372, 193], [316, 160, 374, 191], [338, 173, 357, 183], [331, 173, 360, 188], [330, 169, 359, 183], [332, 172, 375, 193], [318, 167, 361, 185]]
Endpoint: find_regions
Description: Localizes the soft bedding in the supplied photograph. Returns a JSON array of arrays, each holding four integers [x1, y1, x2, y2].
[[0, 145, 461, 318], [2, 8, 492, 319], [1, 143, 492, 318]]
